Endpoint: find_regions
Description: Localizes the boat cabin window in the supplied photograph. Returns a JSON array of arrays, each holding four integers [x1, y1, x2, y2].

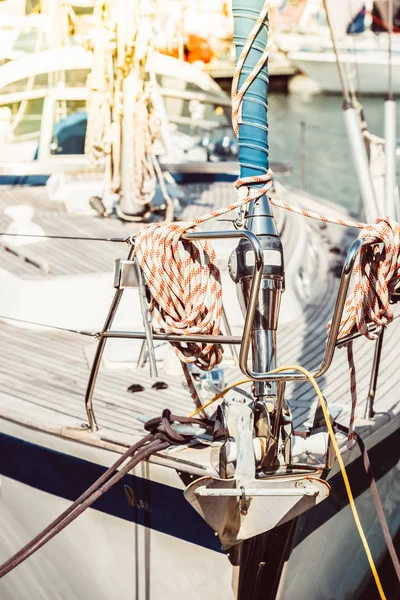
[[12, 30, 49, 55], [1, 69, 90, 95], [11, 98, 44, 139], [156, 73, 231, 139], [5, 98, 86, 144]]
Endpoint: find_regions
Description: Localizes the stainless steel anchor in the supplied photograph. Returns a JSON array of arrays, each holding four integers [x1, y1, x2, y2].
[[184, 389, 330, 549]]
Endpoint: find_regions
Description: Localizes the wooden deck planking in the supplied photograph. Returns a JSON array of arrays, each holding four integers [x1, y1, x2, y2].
[[0, 182, 399, 449]]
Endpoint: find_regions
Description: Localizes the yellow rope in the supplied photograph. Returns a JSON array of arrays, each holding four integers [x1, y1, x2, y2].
[[189, 366, 386, 599], [188, 378, 252, 417]]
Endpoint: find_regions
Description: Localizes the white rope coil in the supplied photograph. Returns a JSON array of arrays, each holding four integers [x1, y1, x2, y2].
[[130, 89, 159, 207]]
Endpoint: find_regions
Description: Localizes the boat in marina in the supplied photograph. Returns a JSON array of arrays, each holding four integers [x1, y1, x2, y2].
[[285, 0, 400, 95], [0, 0, 399, 599], [154, 0, 296, 91]]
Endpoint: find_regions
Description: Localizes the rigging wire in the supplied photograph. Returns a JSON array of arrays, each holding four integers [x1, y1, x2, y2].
[[0, 233, 128, 242], [0, 315, 96, 337], [347, 10, 362, 111], [321, 0, 351, 106], [388, 0, 394, 100]]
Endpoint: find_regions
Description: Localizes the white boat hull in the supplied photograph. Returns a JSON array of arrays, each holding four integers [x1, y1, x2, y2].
[[289, 49, 400, 95], [278, 414, 400, 598], [0, 420, 234, 600], [0, 414, 399, 599]]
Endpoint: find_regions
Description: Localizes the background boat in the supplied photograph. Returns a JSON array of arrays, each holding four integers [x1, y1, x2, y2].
[[285, 0, 400, 95]]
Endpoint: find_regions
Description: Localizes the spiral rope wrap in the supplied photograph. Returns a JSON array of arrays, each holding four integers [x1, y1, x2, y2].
[[232, 0, 273, 203]]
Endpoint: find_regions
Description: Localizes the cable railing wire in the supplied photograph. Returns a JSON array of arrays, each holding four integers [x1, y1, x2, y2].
[[0, 233, 128, 243], [0, 315, 96, 337]]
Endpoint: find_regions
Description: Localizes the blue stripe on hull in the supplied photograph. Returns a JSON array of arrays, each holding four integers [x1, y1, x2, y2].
[[0, 424, 399, 554], [0, 433, 222, 553], [295, 425, 400, 544]]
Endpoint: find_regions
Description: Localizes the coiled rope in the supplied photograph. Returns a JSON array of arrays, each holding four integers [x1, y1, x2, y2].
[[133, 196, 261, 405]]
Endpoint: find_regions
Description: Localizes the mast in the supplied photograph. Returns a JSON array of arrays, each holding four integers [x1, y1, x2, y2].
[[230, 1, 284, 407], [42, 0, 69, 50], [118, 0, 142, 217]]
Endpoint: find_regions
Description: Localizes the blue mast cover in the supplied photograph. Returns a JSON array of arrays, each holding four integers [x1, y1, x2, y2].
[[232, 0, 269, 185]]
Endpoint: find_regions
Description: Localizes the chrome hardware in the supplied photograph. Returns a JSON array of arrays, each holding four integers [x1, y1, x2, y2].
[[185, 389, 329, 548], [195, 485, 319, 498], [113, 259, 139, 289], [229, 195, 284, 406], [113, 258, 157, 378], [85, 232, 369, 433], [84, 229, 264, 431]]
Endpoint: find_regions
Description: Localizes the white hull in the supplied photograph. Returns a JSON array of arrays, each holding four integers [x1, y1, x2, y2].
[[289, 50, 400, 94], [1, 414, 399, 599], [279, 415, 400, 598], [0, 419, 234, 600]]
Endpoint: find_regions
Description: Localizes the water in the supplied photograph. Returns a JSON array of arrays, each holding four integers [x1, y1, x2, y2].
[[362, 530, 400, 599], [267, 90, 400, 216]]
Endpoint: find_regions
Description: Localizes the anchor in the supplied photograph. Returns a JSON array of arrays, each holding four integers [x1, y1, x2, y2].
[[185, 81, 332, 545], [184, 390, 330, 549]]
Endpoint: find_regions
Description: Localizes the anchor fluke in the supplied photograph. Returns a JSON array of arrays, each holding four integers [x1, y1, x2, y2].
[[184, 474, 330, 549]]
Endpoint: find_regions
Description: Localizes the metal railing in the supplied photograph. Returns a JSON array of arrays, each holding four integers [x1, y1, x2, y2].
[[84, 229, 264, 431], [83, 231, 381, 432]]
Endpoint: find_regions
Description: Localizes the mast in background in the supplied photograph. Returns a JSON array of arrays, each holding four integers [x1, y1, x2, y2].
[[85, 0, 172, 220], [322, 0, 379, 223]]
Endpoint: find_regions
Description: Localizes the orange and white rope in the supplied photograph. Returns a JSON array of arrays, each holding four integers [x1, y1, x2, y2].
[[133, 192, 270, 404], [338, 217, 400, 339], [334, 217, 400, 447]]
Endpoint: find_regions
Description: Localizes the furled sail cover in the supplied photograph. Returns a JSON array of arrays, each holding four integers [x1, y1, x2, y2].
[[325, 0, 366, 38], [371, 0, 400, 32], [347, 4, 366, 33]]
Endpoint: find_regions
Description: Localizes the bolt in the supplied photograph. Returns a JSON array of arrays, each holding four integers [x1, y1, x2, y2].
[[233, 397, 246, 404]]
